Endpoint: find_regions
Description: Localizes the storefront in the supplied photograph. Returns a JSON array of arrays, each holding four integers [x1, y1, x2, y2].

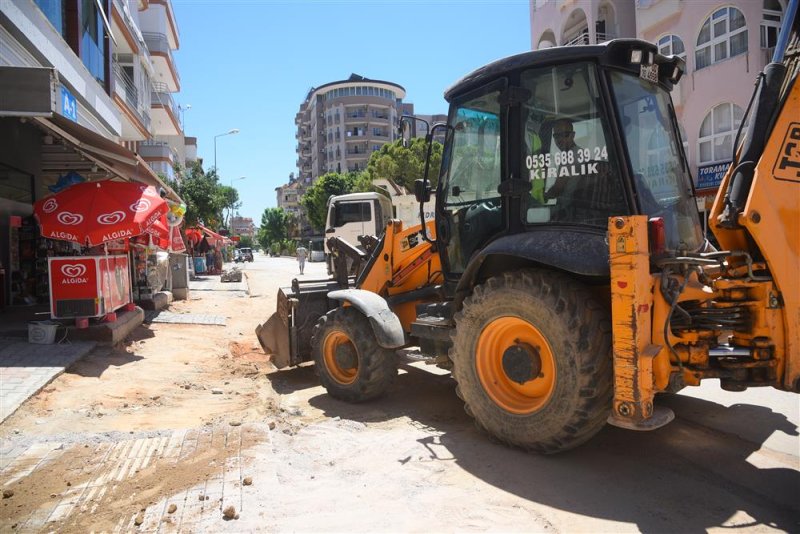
[[0, 65, 183, 312]]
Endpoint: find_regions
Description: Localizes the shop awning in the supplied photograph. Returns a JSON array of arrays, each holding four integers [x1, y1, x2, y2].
[[0, 65, 182, 204], [32, 115, 182, 203], [197, 224, 231, 246]]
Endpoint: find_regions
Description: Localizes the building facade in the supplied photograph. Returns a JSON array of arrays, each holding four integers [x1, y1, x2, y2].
[[295, 74, 410, 184], [0, 0, 189, 307], [276, 173, 312, 238], [230, 216, 255, 240], [529, 0, 788, 215]]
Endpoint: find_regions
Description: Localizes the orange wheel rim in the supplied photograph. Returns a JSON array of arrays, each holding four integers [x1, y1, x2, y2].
[[475, 316, 556, 414], [322, 330, 358, 385]]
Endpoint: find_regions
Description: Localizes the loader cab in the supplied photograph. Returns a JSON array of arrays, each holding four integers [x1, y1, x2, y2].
[[430, 40, 703, 280]]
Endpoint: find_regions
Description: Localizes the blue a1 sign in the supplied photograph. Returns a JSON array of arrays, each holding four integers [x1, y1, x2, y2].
[[60, 86, 77, 122]]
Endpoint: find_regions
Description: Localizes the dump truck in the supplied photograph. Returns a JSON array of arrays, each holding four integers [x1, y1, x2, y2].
[[258, 5, 799, 454]]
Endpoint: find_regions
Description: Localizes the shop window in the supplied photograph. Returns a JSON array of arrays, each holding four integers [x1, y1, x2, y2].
[[698, 102, 744, 165], [695, 7, 748, 70]]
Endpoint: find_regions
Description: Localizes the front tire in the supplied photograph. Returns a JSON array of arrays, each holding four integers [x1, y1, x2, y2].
[[450, 269, 612, 454], [311, 307, 397, 402]]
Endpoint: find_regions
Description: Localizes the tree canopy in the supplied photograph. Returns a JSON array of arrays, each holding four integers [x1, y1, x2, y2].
[[300, 172, 373, 231], [258, 207, 290, 249], [167, 162, 232, 230], [365, 138, 443, 191]]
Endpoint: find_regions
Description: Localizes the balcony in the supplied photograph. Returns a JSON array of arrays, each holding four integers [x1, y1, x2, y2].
[[111, 0, 143, 55], [112, 62, 151, 140], [150, 82, 181, 136], [143, 32, 180, 92], [563, 31, 616, 46], [138, 0, 179, 49], [138, 140, 176, 165], [346, 144, 368, 156], [345, 128, 366, 139]]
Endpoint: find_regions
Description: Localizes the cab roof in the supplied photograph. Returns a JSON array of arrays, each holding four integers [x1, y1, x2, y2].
[[445, 39, 680, 102]]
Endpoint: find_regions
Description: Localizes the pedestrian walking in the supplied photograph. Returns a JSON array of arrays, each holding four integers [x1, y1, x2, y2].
[[296, 245, 308, 275]]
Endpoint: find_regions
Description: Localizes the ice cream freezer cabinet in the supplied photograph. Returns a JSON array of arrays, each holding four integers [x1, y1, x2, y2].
[[48, 256, 132, 319]]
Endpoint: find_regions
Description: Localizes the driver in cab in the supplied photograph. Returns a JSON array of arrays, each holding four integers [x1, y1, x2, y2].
[[529, 117, 623, 224]]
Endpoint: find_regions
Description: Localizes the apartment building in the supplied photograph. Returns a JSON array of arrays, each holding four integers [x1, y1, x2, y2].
[[276, 173, 312, 238], [231, 216, 255, 239], [295, 74, 411, 183], [412, 113, 448, 143], [529, 0, 789, 216], [110, 0, 187, 181]]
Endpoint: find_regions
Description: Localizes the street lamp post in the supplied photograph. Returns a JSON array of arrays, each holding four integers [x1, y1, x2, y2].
[[179, 103, 191, 130], [230, 176, 246, 232], [213, 128, 240, 171]]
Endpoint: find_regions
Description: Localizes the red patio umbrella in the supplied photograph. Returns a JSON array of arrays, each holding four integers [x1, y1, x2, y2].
[[34, 180, 169, 247], [171, 225, 187, 253], [145, 213, 170, 243], [185, 228, 203, 246]]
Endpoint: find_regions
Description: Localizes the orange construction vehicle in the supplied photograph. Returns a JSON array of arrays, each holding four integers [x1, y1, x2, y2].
[[259, 3, 799, 453]]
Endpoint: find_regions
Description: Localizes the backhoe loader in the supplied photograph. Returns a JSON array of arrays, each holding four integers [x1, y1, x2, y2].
[[258, 3, 799, 454]]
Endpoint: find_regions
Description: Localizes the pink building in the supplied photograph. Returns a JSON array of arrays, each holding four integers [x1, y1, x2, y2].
[[530, 0, 789, 216]]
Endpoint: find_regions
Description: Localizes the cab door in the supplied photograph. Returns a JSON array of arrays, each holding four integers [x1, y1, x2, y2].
[[437, 84, 506, 276]]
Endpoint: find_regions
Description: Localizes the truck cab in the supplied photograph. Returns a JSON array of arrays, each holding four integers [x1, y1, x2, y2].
[[324, 192, 393, 255]]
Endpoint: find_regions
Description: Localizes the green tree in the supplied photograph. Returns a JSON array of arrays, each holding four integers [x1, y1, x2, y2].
[[365, 138, 443, 191], [167, 162, 229, 229], [300, 172, 372, 231], [258, 207, 289, 250]]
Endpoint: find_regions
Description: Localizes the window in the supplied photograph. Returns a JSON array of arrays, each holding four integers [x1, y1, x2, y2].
[[612, 72, 703, 251], [35, 0, 65, 36], [658, 34, 687, 70], [440, 86, 505, 273], [81, 0, 106, 84], [696, 7, 748, 70], [698, 102, 744, 164], [761, 0, 783, 49], [521, 62, 627, 227]]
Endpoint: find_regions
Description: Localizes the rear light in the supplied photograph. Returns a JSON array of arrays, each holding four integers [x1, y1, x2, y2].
[[648, 217, 666, 257]]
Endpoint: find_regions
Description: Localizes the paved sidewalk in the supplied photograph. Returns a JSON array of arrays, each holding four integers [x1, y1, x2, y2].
[[0, 339, 96, 423]]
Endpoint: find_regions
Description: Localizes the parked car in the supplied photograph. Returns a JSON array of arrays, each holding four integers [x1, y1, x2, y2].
[[239, 247, 254, 262]]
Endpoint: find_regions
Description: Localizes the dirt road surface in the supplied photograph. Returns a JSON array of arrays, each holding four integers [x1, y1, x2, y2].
[[1, 252, 798, 532]]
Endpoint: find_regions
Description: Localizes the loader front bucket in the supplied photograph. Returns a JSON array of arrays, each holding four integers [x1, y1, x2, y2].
[[255, 278, 343, 369], [256, 310, 291, 368]]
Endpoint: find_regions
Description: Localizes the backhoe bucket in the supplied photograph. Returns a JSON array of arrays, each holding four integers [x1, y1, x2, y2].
[[256, 278, 342, 369]]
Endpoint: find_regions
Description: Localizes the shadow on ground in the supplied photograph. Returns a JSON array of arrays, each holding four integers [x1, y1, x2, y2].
[[275, 362, 799, 532], [65, 326, 151, 378]]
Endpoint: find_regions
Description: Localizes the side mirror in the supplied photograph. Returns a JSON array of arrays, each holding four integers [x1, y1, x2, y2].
[[400, 118, 412, 148], [414, 179, 431, 203], [325, 227, 335, 234]]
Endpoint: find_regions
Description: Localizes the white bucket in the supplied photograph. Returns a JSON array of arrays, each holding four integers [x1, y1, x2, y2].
[[28, 321, 58, 345]]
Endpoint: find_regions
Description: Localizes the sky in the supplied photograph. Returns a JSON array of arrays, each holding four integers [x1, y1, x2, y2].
[[172, 0, 532, 225]]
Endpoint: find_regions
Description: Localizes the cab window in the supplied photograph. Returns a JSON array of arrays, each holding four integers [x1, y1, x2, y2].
[[332, 201, 370, 227], [521, 62, 627, 226]]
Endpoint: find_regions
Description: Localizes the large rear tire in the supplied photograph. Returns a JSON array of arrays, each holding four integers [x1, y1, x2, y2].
[[311, 307, 397, 402], [450, 269, 613, 454]]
